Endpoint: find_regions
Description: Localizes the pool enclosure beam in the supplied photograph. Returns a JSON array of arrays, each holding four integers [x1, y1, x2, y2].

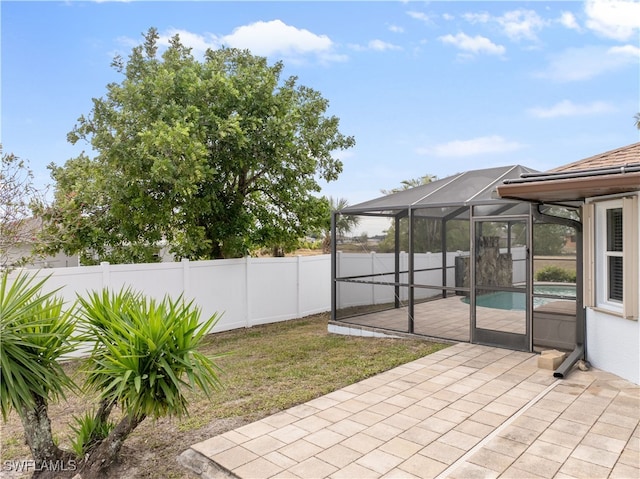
[[440, 206, 470, 299]]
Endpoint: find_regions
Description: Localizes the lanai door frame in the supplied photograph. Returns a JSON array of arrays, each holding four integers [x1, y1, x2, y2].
[[470, 210, 533, 352]]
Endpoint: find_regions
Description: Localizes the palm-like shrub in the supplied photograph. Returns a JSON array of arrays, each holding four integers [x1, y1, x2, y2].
[[75, 288, 223, 476], [1, 275, 223, 478], [0, 272, 76, 465]]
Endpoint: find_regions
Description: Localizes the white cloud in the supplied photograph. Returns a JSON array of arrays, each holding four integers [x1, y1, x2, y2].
[[407, 11, 432, 23], [558, 11, 581, 31], [160, 29, 217, 56], [442, 13, 455, 21], [527, 100, 616, 118], [368, 39, 402, 52], [585, 0, 640, 41], [417, 136, 525, 157], [463, 12, 491, 24], [463, 9, 546, 42], [439, 32, 505, 56], [497, 9, 547, 41], [388, 24, 404, 33], [157, 21, 344, 64], [349, 40, 402, 52], [537, 44, 639, 82], [608, 44, 640, 56], [220, 20, 334, 58]]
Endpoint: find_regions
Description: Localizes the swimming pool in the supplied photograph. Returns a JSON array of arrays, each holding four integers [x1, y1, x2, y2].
[[463, 284, 576, 311]]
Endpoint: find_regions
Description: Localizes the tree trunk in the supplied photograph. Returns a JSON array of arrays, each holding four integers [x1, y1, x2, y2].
[[81, 399, 116, 456], [20, 396, 64, 463], [19, 395, 76, 478], [79, 412, 146, 479], [322, 234, 331, 254], [93, 398, 115, 426]]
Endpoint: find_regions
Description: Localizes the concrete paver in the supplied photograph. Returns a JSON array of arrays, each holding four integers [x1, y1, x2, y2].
[[180, 343, 640, 479]]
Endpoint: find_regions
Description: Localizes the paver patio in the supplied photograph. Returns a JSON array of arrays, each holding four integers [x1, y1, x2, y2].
[[180, 343, 640, 479]]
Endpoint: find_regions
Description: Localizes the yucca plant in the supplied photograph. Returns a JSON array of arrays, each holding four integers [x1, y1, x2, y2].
[[69, 410, 115, 457], [0, 271, 77, 467], [75, 288, 223, 477]]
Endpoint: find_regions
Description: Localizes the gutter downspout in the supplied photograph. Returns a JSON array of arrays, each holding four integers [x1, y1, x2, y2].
[[532, 205, 585, 379]]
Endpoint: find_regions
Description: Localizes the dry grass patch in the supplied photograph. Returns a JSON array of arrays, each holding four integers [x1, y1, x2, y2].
[[1, 313, 447, 478]]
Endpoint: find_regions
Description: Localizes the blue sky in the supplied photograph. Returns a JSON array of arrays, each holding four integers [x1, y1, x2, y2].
[[3, 1, 640, 215]]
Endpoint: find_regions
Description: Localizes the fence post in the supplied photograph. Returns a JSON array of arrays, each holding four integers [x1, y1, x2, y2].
[[371, 251, 376, 305], [297, 255, 302, 319], [245, 256, 251, 328], [336, 251, 342, 312], [182, 258, 190, 298], [100, 262, 110, 290]]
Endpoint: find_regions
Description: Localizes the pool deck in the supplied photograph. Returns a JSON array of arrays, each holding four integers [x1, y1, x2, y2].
[[179, 342, 639, 479]]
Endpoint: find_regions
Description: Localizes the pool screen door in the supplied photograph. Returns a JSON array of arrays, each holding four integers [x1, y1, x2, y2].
[[472, 216, 530, 351]]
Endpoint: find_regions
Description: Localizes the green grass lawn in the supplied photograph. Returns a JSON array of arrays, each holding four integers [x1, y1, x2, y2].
[[179, 312, 449, 428]]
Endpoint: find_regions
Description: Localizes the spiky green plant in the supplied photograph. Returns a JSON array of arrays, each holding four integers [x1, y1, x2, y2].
[[0, 271, 76, 464], [75, 287, 223, 476], [69, 410, 115, 457], [77, 288, 223, 418]]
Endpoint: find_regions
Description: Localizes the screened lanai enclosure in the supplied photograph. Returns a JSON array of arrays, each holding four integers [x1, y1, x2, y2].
[[331, 165, 581, 353]]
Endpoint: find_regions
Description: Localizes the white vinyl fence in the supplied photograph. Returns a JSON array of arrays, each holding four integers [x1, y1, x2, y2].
[[335, 251, 461, 310], [7, 246, 526, 336], [8, 255, 331, 334]]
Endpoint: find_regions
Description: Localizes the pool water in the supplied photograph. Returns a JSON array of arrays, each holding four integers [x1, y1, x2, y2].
[[464, 285, 576, 311]]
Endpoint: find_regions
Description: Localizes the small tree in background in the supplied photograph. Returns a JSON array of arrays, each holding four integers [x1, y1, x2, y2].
[[322, 197, 360, 253], [0, 147, 47, 270], [380, 174, 436, 195]]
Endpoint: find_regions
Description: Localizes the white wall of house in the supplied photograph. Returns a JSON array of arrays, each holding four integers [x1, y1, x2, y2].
[[3, 243, 79, 269], [584, 193, 640, 385], [586, 310, 639, 384]]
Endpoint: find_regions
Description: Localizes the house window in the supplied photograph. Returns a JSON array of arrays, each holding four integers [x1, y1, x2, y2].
[[604, 205, 623, 303], [588, 195, 639, 319]]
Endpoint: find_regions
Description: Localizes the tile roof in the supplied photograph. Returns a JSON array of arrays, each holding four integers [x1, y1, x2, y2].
[[551, 141, 640, 172]]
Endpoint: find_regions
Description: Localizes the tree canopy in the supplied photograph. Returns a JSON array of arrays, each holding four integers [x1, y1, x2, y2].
[[38, 28, 354, 263]]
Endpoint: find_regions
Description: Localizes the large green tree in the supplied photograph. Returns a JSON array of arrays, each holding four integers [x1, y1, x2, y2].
[[38, 28, 354, 263]]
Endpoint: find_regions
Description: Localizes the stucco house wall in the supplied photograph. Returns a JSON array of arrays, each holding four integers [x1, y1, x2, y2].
[[585, 193, 640, 384], [586, 309, 639, 384]]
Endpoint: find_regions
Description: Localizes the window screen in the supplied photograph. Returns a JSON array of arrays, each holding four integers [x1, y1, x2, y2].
[[606, 207, 623, 302]]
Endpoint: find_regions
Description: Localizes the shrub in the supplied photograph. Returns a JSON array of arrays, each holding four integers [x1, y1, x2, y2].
[[1, 273, 223, 478], [69, 411, 115, 457], [75, 288, 223, 477], [0, 271, 77, 468], [535, 266, 576, 283]]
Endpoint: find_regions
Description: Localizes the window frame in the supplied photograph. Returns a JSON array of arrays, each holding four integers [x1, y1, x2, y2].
[[586, 194, 639, 320], [595, 199, 624, 313]]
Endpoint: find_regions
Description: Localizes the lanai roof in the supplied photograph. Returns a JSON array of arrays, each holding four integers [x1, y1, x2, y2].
[[341, 165, 537, 215]]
